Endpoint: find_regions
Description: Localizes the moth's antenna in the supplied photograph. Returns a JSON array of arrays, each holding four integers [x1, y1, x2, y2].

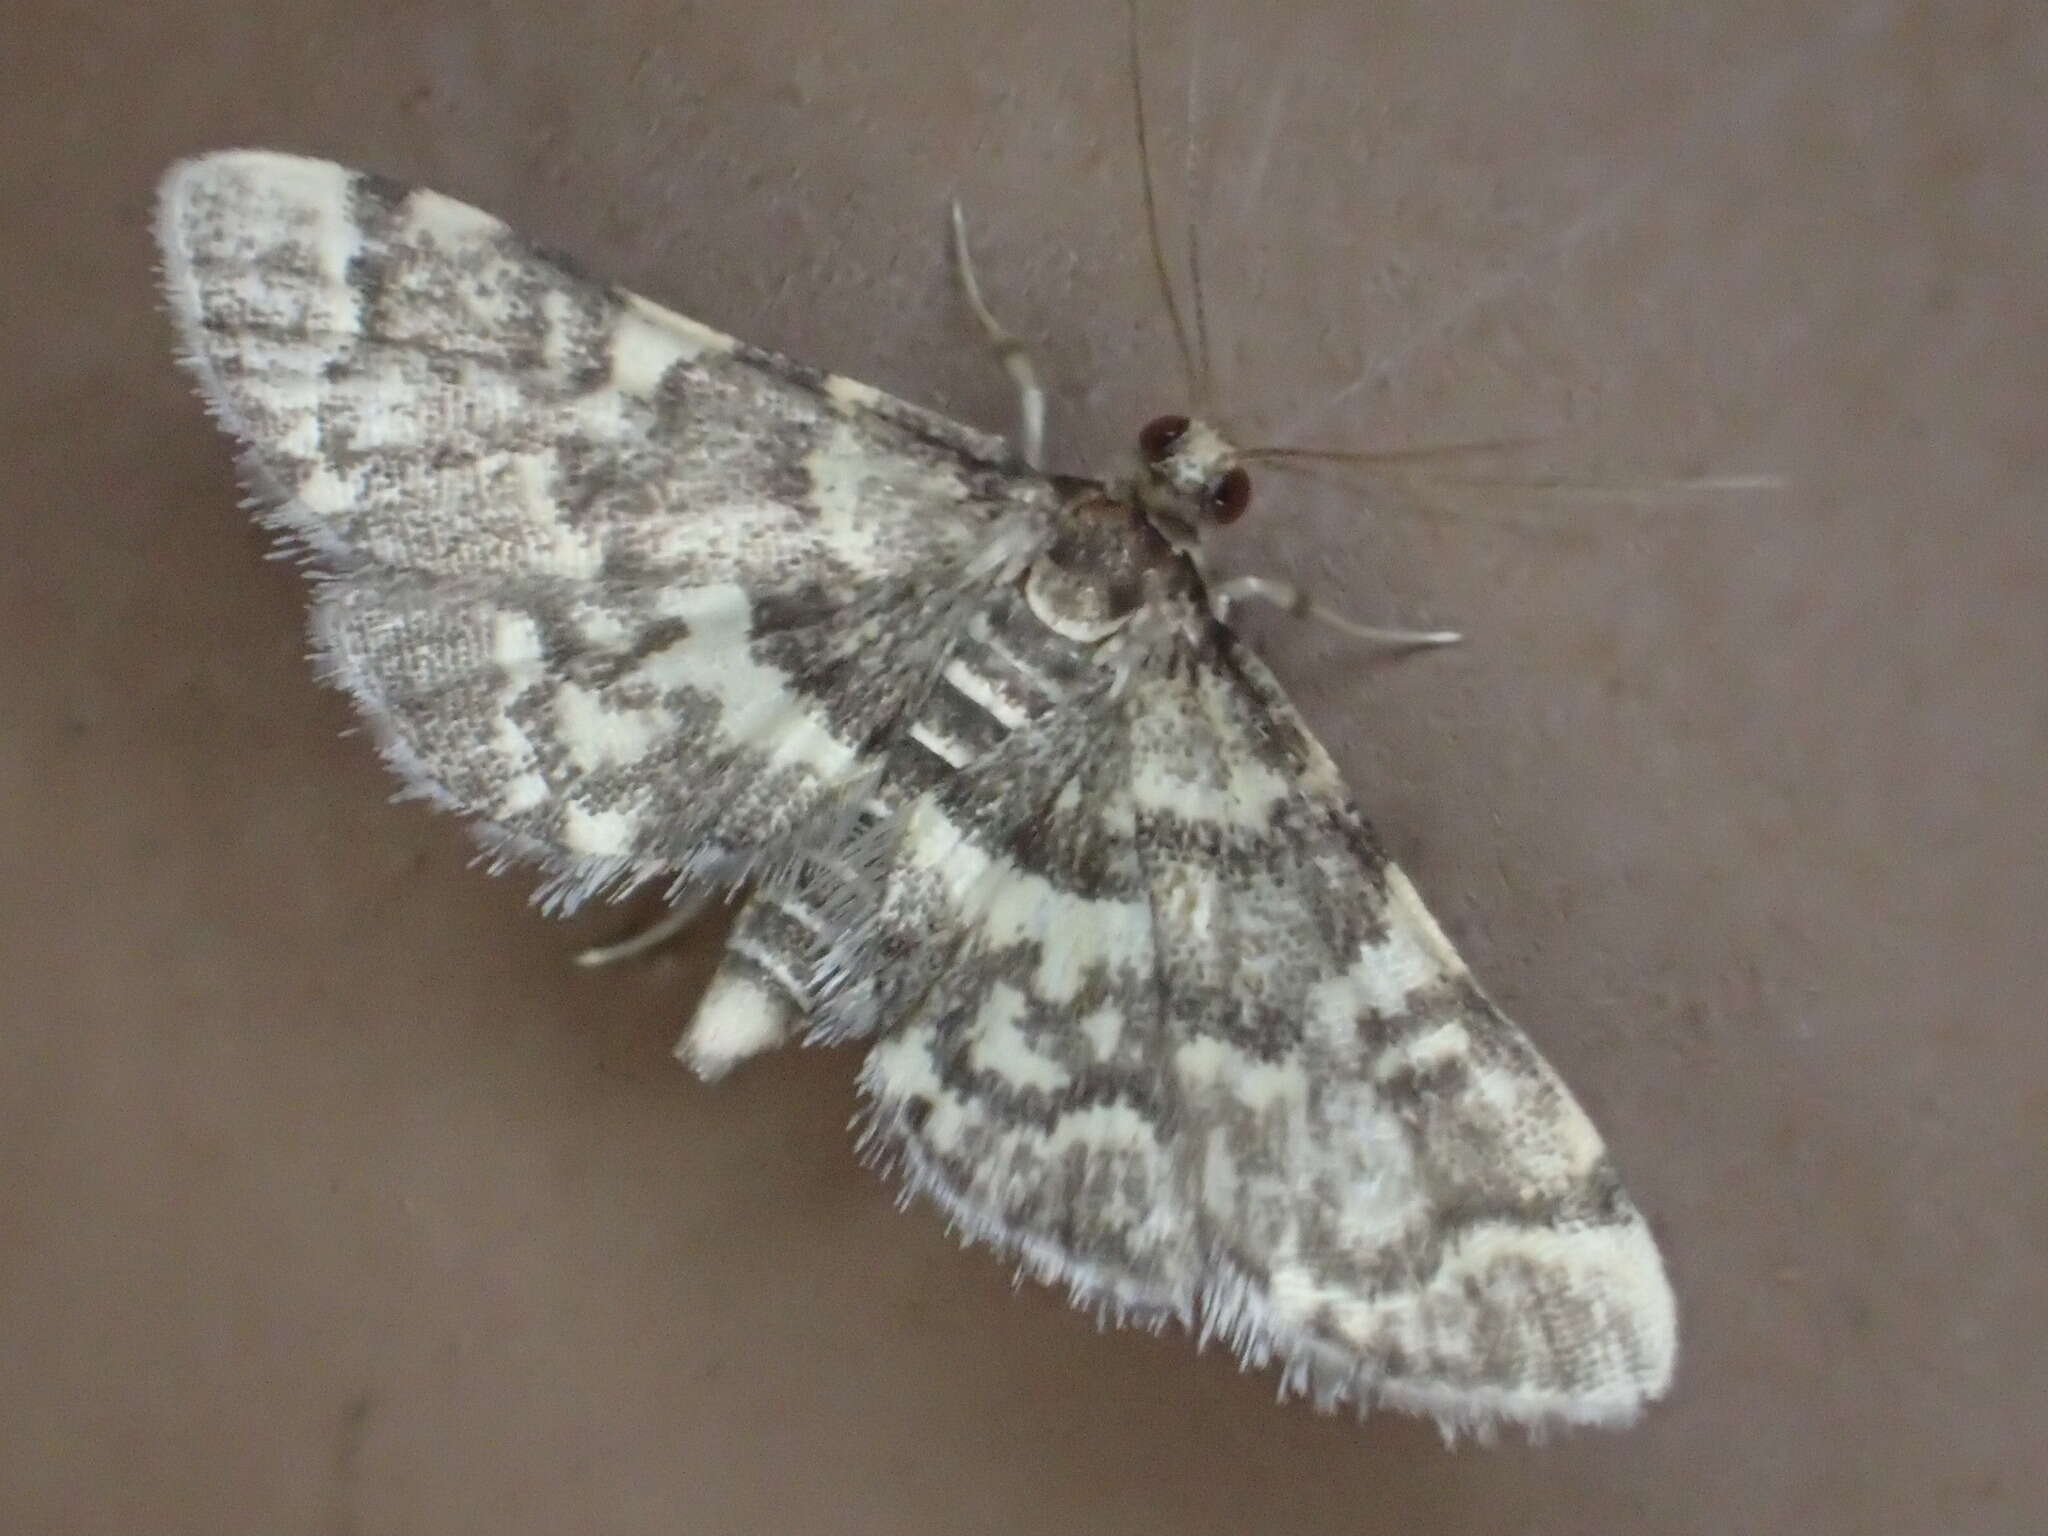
[[1414, 472, 1787, 502], [1238, 436, 1545, 466], [1127, 0, 1202, 405], [1182, 12, 1216, 412], [1251, 451, 1784, 536]]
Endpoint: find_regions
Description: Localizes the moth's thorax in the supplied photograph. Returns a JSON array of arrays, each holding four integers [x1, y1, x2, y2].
[[1023, 490, 1195, 642]]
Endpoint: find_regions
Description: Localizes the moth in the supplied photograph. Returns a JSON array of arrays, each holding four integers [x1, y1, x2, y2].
[[156, 142, 1675, 1434]]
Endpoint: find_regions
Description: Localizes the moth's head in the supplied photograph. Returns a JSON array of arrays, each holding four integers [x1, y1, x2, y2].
[[1132, 414, 1251, 544]]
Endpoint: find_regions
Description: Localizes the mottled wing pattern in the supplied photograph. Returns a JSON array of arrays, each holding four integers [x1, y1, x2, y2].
[[161, 149, 1674, 1434], [858, 618, 1676, 1431], [157, 151, 1057, 897]]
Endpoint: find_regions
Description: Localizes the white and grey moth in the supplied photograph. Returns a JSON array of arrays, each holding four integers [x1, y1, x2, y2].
[[156, 149, 1676, 1434]]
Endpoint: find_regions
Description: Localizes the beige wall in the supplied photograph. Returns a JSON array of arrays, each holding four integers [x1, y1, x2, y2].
[[2, 2, 2039, 1530]]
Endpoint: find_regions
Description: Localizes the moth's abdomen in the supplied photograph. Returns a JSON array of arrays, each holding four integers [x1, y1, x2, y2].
[[678, 581, 1120, 1074], [898, 595, 1099, 778]]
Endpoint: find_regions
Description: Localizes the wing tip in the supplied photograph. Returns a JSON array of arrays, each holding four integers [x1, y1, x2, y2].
[[862, 1080, 1678, 1437], [157, 147, 344, 206], [155, 149, 362, 280], [154, 154, 258, 473], [156, 149, 326, 261], [154, 151, 338, 417], [1375, 1211, 1681, 1438], [153, 150, 376, 508]]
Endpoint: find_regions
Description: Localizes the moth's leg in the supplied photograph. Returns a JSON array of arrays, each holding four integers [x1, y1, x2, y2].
[[950, 199, 1046, 470], [1211, 574, 1463, 648], [574, 884, 717, 968]]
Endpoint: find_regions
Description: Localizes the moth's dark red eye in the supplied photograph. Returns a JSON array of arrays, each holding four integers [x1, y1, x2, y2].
[[1209, 466, 1252, 523], [1139, 414, 1190, 462]]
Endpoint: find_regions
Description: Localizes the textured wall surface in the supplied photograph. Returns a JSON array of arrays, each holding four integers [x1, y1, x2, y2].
[[3, 2, 2040, 1531]]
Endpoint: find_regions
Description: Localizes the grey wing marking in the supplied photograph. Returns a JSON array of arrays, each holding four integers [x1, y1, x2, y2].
[[157, 151, 1059, 894], [858, 617, 1676, 1432]]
